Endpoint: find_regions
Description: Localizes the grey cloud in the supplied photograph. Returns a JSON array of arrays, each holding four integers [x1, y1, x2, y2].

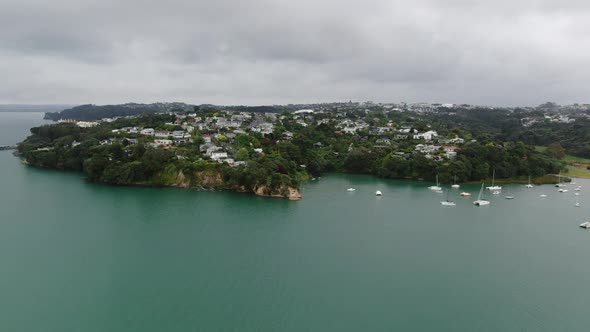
[[1, 0, 589, 105]]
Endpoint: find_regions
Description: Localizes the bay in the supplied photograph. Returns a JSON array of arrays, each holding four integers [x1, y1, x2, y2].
[[1, 112, 590, 331]]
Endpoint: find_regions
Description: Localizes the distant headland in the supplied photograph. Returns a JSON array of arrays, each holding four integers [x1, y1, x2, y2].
[[16, 101, 590, 199]]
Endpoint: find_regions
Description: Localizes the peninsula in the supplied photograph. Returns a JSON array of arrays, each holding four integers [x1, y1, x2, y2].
[[18, 101, 590, 199]]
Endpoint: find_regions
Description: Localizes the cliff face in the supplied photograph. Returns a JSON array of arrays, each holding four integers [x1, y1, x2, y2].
[[254, 185, 302, 200], [168, 170, 301, 200]]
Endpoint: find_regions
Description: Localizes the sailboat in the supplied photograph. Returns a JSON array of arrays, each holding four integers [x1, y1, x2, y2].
[[429, 174, 442, 191], [505, 185, 515, 199], [346, 188, 356, 192], [440, 190, 456, 206], [486, 169, 502, 190], [451, 175, 460, 189], [474, 183, 490, 206], [525, 175, 534, 188], [557, 173, 568, 192], [575, 195, 580, 207], [555, 171, 566, 188]]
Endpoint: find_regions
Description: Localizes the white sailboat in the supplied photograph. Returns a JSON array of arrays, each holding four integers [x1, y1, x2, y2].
[[440, 190, 456, 206], [429, 174, 442, 191], [486, 169, 502, 190], [575, 196, 580, 207], [375, 190, 382, 196], [579, 221, 590, 229], [525, 175, 534, 188], [451, 175, 460, 189], [346, 188, 356, 192], [505, 185, 515, 199], [555, 171, 566, 188], [474, 183, 490, 206]]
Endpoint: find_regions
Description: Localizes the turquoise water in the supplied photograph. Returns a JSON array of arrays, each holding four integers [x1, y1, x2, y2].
[[1, 112, 590, 331]]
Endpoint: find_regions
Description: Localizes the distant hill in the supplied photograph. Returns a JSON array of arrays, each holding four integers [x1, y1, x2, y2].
[[43, 103, 287, 121], [0, 104, 73, 112], [44, 103, 195, 121]]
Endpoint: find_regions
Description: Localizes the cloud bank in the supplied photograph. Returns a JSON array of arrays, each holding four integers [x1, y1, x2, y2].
[[1, 0, 589, 106]]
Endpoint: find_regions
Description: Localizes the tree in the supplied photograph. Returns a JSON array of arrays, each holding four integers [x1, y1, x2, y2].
[[235, 148, 250, 161], [545, 143, 566, 159]]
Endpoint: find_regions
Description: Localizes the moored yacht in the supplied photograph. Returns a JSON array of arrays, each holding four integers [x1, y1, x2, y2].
[[451, 175, 460, 189], [429, 174, 442, 191], [441, 191, 456, 206], [346, 188, 356, 192], [579, 221, 590, 229], [486, 169, 502, 190], [474, 183, 490, 206], [525, 175, 534, 188], [375, 190, 382, 196]]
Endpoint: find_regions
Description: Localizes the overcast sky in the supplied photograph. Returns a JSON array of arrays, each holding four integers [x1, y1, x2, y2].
[[1, 0, 589, 106]]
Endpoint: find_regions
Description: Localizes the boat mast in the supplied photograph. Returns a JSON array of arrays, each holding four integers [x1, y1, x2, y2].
[[491, 169, 495, 187]]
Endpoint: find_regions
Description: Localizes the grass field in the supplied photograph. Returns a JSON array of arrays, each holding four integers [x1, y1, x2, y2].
[[564, 154, 590, 164], [535, 146, 590, 178], [565, 166, 590, 178]]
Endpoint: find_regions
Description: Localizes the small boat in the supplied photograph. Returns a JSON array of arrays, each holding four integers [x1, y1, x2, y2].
[[504, 185, 515, 199], [525, 175, 534, 188], [492, 191, 500, 195], [558, 188, 569, 193], [435, 190, 443, 193], [540, 194, 547, 198], [486, 169, 502, 191], [441, 191, 456, 206], [575, 193, 580, 196], [579, 221, 590, 229], [346, 188, 356, 192], [575, 187, 581, 191], [429, 175, 442, 191], [555, 171, 566, 187], [460, 192, 471, 197], [474, 183, 490, 206], [451, 175, 460, 189], [375, 190, 382, 196], [575, 196, 580, 207]]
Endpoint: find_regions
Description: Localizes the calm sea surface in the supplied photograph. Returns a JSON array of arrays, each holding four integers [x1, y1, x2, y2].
[[1, 112, 590, 331]]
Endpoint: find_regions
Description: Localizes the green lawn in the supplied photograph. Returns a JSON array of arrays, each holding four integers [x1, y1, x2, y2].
[[564, 154, 590, 164], [534, 146, 547, 153], [565, 166, 590, 179], [535, 146, 590, 165]]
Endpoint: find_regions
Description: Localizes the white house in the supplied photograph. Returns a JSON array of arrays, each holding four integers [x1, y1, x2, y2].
[[140, 128, 155, 136], [413, 130, 438, 141], [153, 139, 173, 147], [211, 152, 228, 161]]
